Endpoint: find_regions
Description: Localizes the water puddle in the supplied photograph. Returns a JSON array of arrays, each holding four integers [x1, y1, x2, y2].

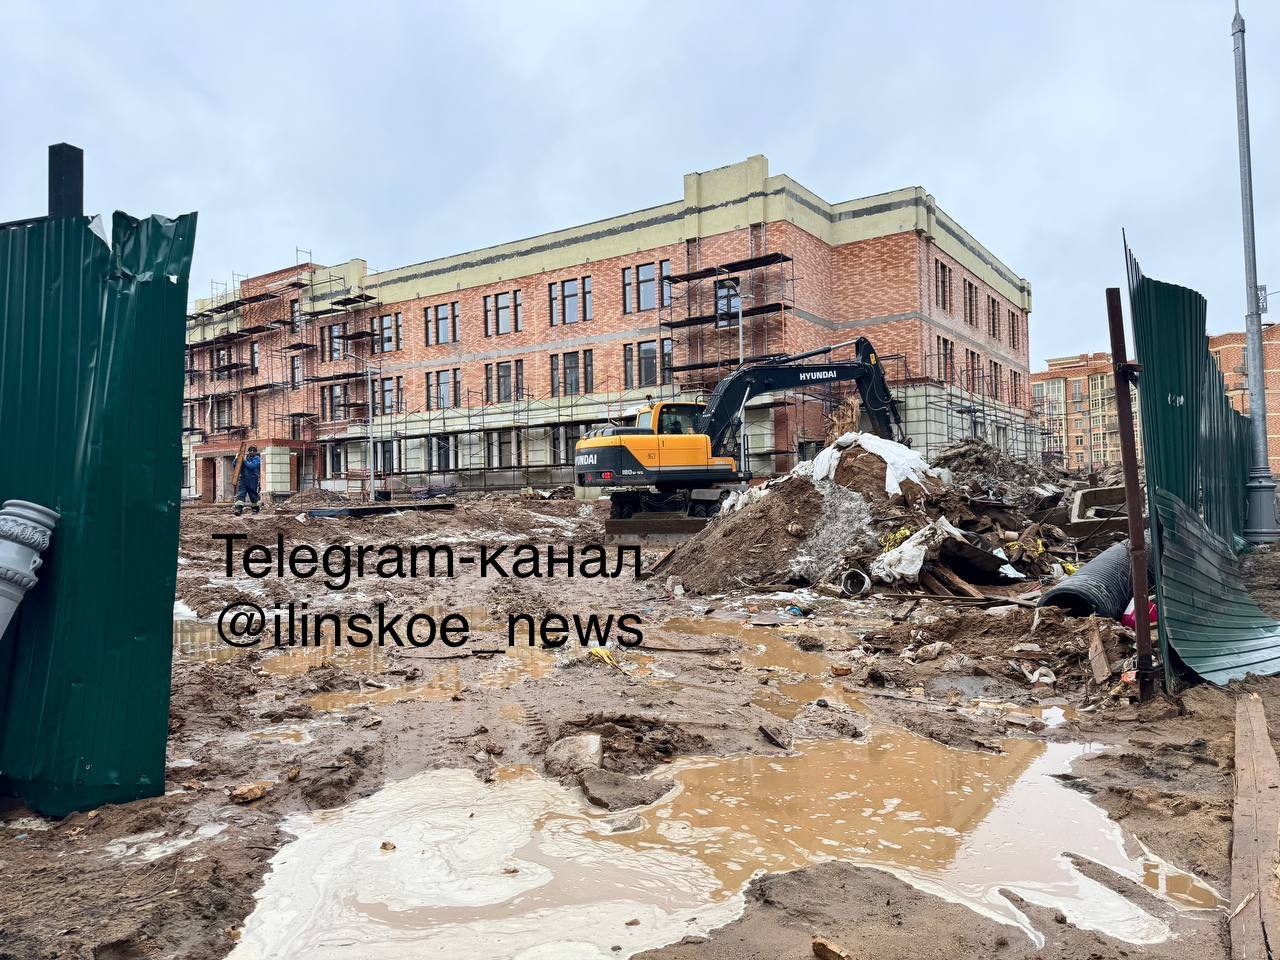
[[106, 823, 227, 863], [173, 616, 568, 712], [228, 731, 1220, 959], [654, 617, 862, 719]]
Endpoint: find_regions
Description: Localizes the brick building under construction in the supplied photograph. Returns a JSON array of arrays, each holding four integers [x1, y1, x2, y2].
[[182, 156, 1036, 500]]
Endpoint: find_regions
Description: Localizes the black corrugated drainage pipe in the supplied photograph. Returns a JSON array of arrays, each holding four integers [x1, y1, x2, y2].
[[1038, 540, 1148, 619]]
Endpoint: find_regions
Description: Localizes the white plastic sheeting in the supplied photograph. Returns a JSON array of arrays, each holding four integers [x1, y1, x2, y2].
[[869, 516, 970, 584], [817, 432, 945, 496]]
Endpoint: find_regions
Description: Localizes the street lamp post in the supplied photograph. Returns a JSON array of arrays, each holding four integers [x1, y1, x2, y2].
[[1232, 2, 1280, 541]]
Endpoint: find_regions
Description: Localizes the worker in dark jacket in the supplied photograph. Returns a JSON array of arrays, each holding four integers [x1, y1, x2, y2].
[[234, 445, 262, 516]]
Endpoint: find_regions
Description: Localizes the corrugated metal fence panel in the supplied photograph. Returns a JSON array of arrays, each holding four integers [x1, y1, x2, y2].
[[0, 211, 196, 816], [1154, 490, 1280, 683], [1127, 247, 1277, 685]]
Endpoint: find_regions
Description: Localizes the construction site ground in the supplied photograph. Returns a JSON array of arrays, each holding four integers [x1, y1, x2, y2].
[[0, 489, 1270, 960]]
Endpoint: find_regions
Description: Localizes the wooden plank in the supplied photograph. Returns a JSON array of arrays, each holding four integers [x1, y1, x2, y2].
[[917, 570, 953, 597], [1088, 623, 1111, 685], [931, 563, 985, 600], [1231, 694, 1280, 959]]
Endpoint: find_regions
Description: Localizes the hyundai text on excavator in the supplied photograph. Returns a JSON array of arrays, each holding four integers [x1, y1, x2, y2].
[[573, 336, 906, 520]]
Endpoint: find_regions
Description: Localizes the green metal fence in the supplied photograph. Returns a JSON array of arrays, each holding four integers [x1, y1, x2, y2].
[[1128, 248, 1279, 685], [0, 211, 196, 815]]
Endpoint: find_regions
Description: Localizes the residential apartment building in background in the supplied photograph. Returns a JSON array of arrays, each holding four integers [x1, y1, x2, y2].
[[182, 156, 1035, 500], [1031, 352, 1141, 472], [1208, 324, 1280, 474]]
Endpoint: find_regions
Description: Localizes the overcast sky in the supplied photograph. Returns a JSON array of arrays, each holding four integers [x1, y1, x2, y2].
[[3, 1, 1276, 368]]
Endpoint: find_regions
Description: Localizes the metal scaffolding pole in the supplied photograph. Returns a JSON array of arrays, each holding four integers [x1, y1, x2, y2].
[[1232, 2, 1280, 541]]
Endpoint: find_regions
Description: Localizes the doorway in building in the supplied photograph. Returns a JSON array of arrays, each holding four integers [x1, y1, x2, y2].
[[220, 456, 237, 500]]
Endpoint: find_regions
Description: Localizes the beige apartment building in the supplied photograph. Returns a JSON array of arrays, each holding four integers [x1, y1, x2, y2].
[[1031, 352, 1140, 472]]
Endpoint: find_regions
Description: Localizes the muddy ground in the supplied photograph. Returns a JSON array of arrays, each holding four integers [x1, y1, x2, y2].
[[1, 501, 1274, 959]]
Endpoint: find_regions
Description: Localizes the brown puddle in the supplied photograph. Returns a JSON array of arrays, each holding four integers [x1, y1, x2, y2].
[[654, 616, 863, 719], [228, 730, 1222, 960], [173, 615, 570, 712]]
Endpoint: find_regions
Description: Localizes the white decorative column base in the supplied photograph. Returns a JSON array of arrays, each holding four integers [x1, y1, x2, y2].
[[0, 500, 60, 637]]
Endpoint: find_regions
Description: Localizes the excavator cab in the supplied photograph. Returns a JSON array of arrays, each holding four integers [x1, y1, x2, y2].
[[574, 400, 740, 500]]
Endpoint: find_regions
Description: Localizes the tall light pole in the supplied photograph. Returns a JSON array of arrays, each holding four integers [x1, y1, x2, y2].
[[1233, 2, 1280, 541]]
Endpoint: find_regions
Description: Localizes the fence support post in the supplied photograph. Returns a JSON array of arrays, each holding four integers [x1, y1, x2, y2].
[[1106, 287, 1156, 701]]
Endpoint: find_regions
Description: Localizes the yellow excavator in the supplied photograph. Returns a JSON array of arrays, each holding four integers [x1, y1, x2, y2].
[[574, 337, 905, 519]]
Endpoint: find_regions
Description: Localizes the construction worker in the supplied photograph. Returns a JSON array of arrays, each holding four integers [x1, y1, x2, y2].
[[234, 445, 262, 516]]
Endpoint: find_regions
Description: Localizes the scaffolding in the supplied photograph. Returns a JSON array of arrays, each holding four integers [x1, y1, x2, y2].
[[889, 350, 1042, 461], [661, 228, 838, 474]]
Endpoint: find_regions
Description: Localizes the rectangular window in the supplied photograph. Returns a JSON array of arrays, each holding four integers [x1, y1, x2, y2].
[[964, 281, 978, 326], [562, 278, 578, 325], [486, 430, 520, 469], [550, 355, 560, 397], [551, 423, 584, 464], [514, 289, 523, 332], [375, 440, 397, 476], [583, 349, 594, 393], [637, 262, 656, 311], [289, 298, 301, 331], [638, 340, 658, 387], [374, 313, 401, 353], [376, 378, 401, 414], [660, 259, 672, 307], [429, 434, 456, 472], [248, 395, 258, 427], [715, 278, 741, 327], [496, 292, 512, 335], [935, 261, 952, 312], [250, 341, 260, 373], [322, 323, 347, 361], [484, 363, 493, 403], [964, 349, 979, 392], [624, 344, 635, 389], [622, 267, 634, 314], [1008, 309, 1020, 349], [428, 303, 457, 345], [496, 361, 513, 403], [484, 296, 494, 337], [563, 351, 580, 396], [515, 359, 524, 399], [322, 383, 346, 421], [212, 346, 230, 381], [213, 396, 234, 430], [661, 338, 673, 386], [583, 275, 592, 320], [430, 368, 458, 409], [988, 296, 1001, 339], [549, 282, 560, 326], [1011, 370, 1023, 406], [936, 335, 955, 380], [988, 360, 1003, 400], [290, 355, 302, 389]]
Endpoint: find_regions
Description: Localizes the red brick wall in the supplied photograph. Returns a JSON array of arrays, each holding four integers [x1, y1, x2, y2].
[[186, 221, 1033, 457]]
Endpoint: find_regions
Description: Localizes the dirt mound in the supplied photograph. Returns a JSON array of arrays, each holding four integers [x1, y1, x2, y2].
[[663, 476, 828, 593], [833, 446, 942, 509]]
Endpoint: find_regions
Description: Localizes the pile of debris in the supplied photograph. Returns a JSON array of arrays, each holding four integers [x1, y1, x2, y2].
[[664, 434, 1131, 609]]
